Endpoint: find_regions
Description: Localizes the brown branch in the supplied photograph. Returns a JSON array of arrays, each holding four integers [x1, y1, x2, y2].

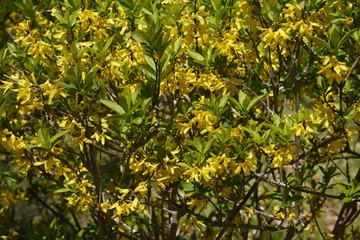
[[216, 180, 260, 240], [254, 173, 348, 201], [332, 166, 360, 239]]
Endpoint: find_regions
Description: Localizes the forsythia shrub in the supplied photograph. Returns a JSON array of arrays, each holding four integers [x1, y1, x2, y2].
[[1, 0, 360, 239]]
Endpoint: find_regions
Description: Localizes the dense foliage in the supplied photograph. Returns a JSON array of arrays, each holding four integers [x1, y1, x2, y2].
[[1, 0, 360, 239]]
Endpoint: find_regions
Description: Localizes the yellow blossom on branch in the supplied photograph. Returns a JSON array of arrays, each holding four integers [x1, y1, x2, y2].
[[318, 56, 349, 84]]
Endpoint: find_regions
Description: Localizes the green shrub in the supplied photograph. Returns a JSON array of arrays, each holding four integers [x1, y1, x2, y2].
[[1, 0, 360, 239]]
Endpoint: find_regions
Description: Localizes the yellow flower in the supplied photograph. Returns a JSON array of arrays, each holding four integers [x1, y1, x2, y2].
[[247, 208, 254, 218], [273, 205, 285, 219], [27, 40, 52, 59], [0, 80, 14, 93], [101, 199, 112, 213], [318, 56, 349, 84], [191, 110, 216, 134], [198, 167, 214, 182], [261, 28, 290, 49], [177, 122, 192, 135], [264, 144, 296, 168], [134, 182, 148, 197], [0, 190, 27, 213], [234, 151, 256, 175], [41, 80, 67, 104], [116, 188, 130, 199], [184, 166, 201, 182], [91, 131, 112, 145], [186, 198, 208, 211], [284, 3, 302, 21], [291, 122, 314, 137], [321, 137, 346, 155], [0, 129, 27, 154]]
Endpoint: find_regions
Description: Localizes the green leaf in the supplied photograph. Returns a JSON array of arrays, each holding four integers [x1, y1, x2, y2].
[[131, 117, 142, 124], [132, 30, 150, 45], [238, 90, 247, 105], [264, 191, 283, 201], [66, 0, 81, 9], [7, 43, 17, 57], [180, 182, 195, 191], [246, 94, 264, 111], [131, 87, 139, 105], [177, 162, 191, 168], [352, 30, 360, 42], [264, 123, 284, 136], [99, 99, 125, 115], [337, 28, 358, 50], [38, 128, 51, 149], [329, 24, 341, 47], [193, 138, 202, 153], [290, 194, 304, 201], [353, 184, 360, 194], [77, 229, 85, 238], [219, 93, 229, 109], [139, 64, 156, 79], [118, 92, 130, 112], [144, 54, 156, 71], [13, 0, 35, 19], [50, 130, 70, 144], [229, 97, 243, 113], [54, 188, 72, 193], [187, 50, 205, 62], [50, 217, 58, 228], [174, 36, 182, 54], [202, 139, 214, 155], [68, 12, 78, 27], [262, 129, 271, 142], [0, 172, 18, 183], [52, 11, 66, 24], [118, 0, 135, 10], [25, 0, 35, 9], [337, 184, 349, 195], [312, 37, 331, 50], [0, 48, 8, 70], [210, 0, 221, 10], [251, 131, 263, 144], [95, 0, 105, 9], [59, 81, 77, 90], [99, 35, 115, 59]]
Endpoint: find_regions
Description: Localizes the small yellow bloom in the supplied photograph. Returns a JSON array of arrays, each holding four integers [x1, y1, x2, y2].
[[91, 131, 112, 145], [0, 80, 14, 93], [134, 182, 148, 197], [184, 166, 200, 182], [318, 56, 349, 84]]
